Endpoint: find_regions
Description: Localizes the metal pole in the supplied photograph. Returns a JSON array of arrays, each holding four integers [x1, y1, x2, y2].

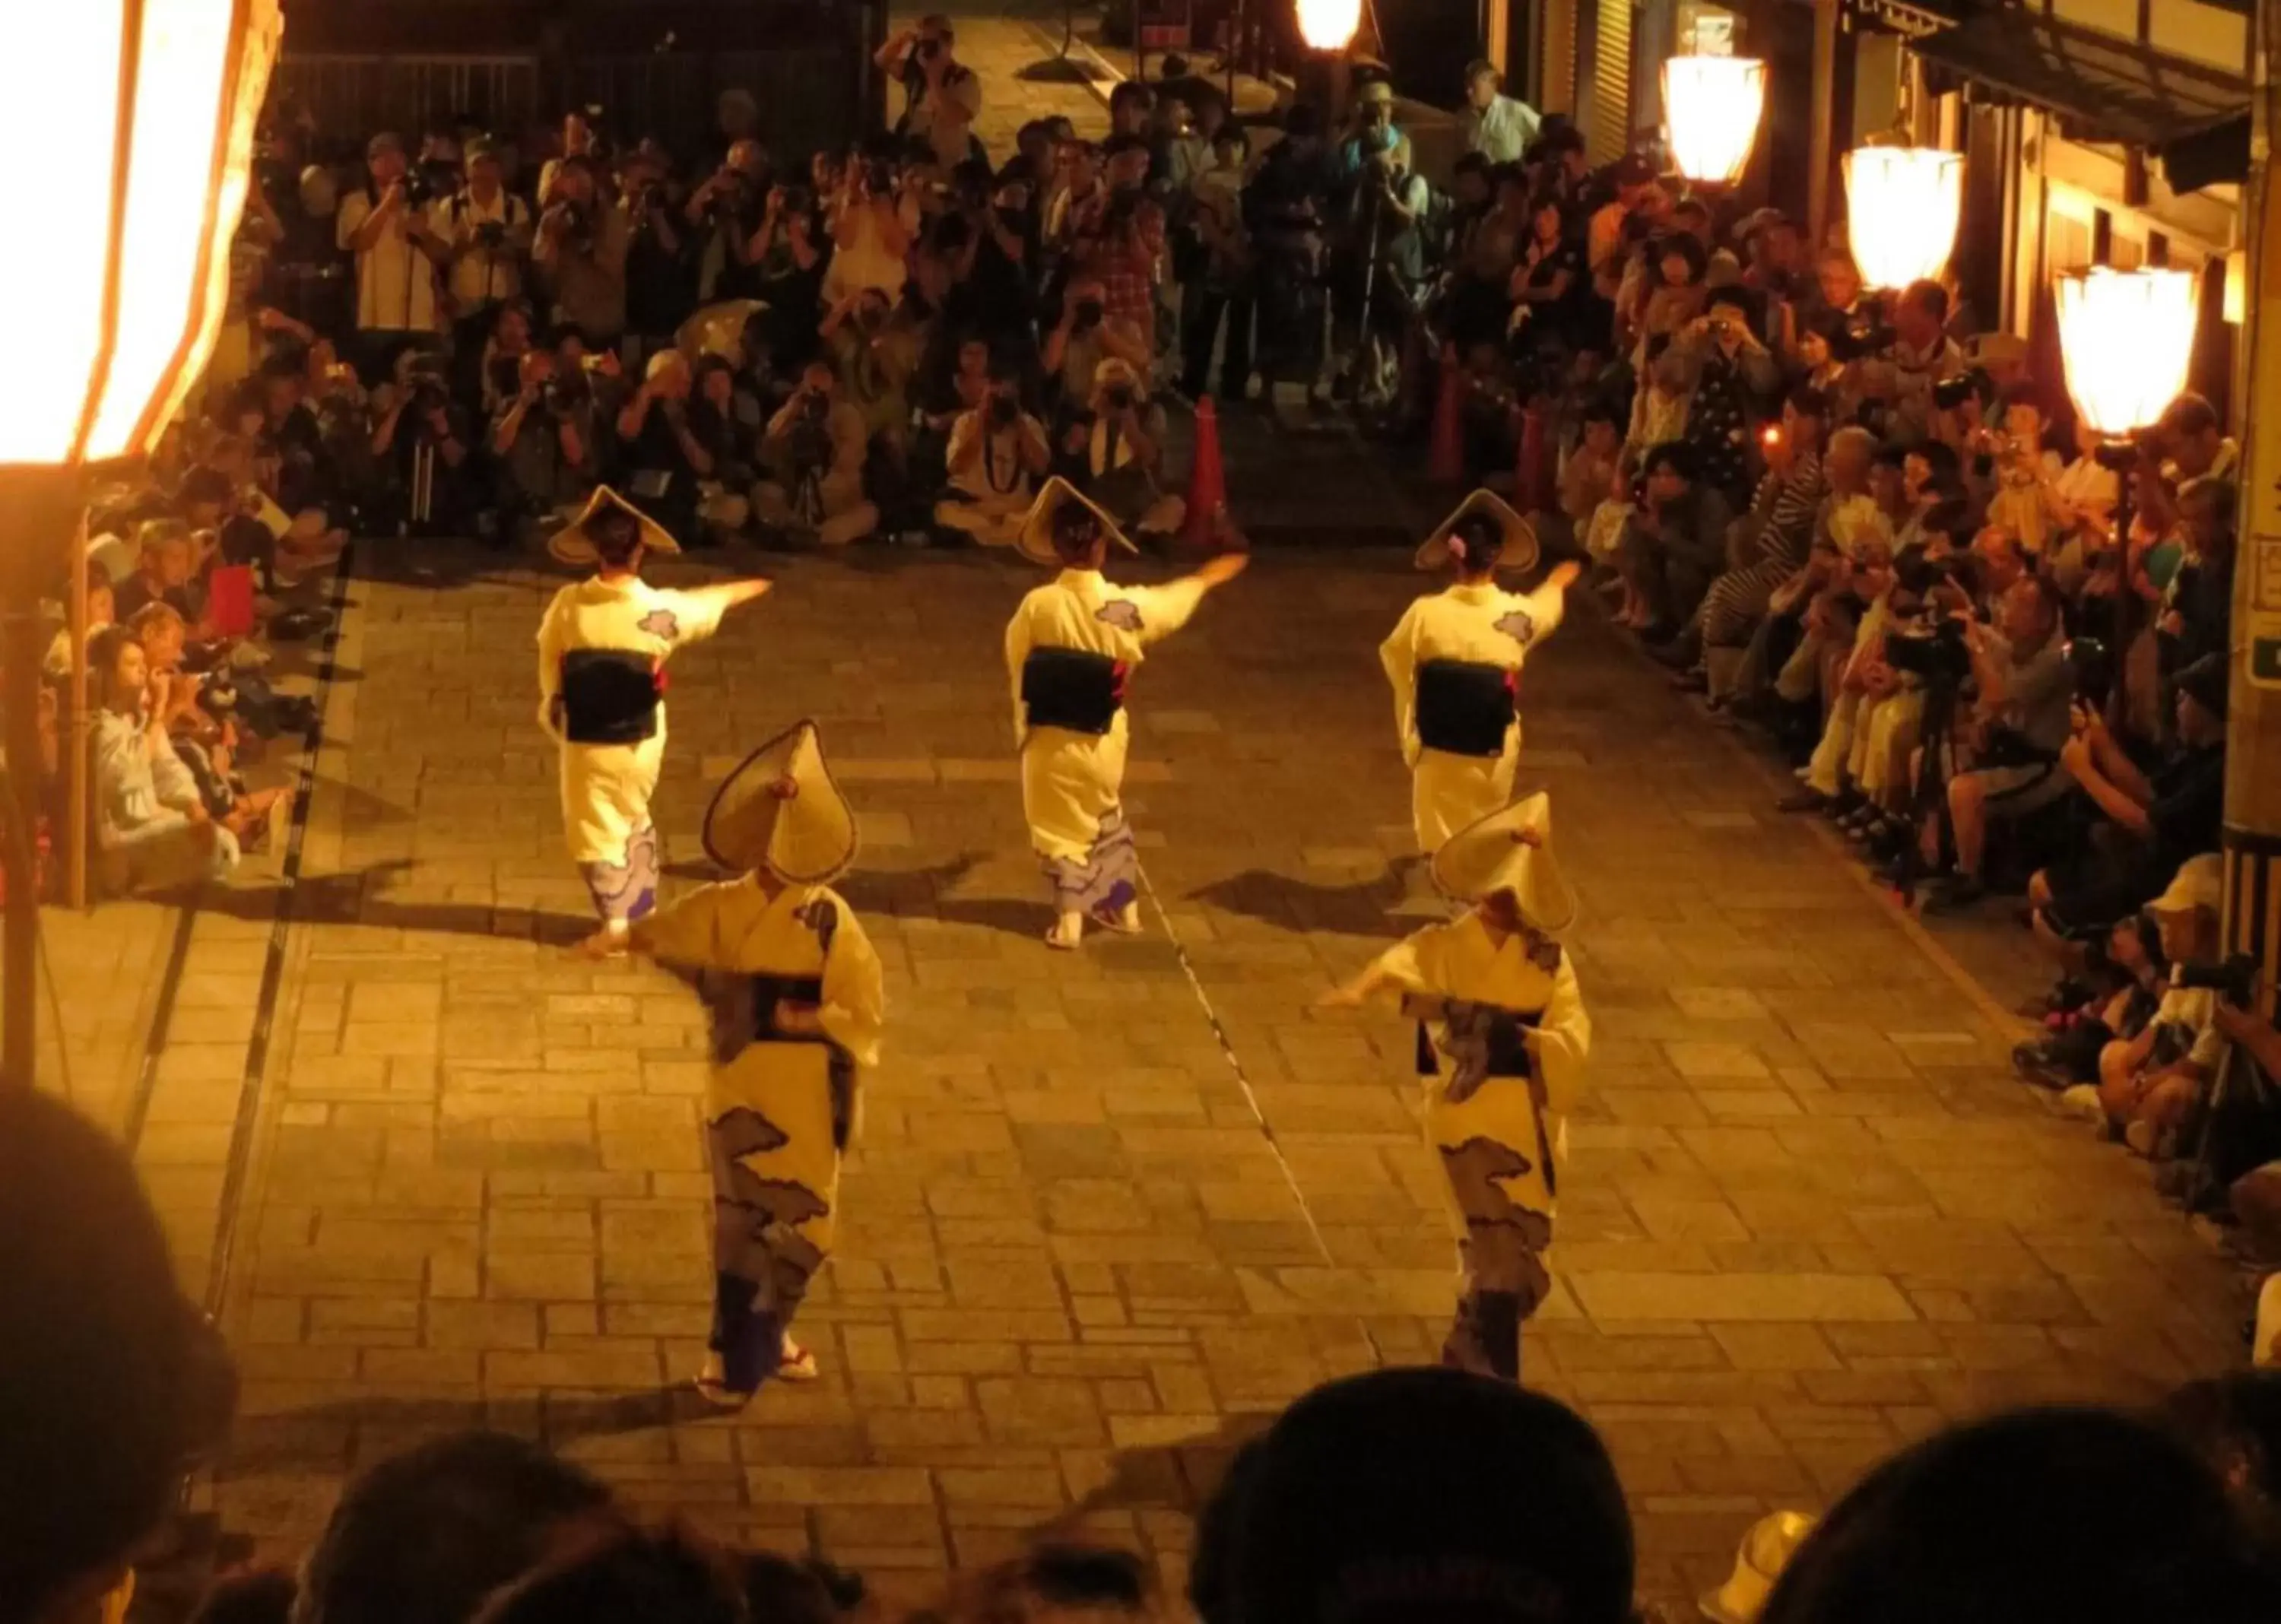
[[2227, 1, 2281, 1013]]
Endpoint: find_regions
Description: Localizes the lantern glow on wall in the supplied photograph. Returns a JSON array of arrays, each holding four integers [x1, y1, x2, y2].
[[1661, 55, 1765, 186], [1842, 147, 1963, 290]]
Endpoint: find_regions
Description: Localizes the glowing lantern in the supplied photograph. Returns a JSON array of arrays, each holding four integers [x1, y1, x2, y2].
[[1842, 147, 1962, 290], [3, 0, 283, 466], [2056, 267, 2200, 437], [1296, 0, 1362, 52], [0, 0, 283, 1083], [1661, 55, 1765, 186]]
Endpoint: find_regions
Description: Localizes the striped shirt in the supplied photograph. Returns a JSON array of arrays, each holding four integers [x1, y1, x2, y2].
[[1750, 453, 1828, 569]]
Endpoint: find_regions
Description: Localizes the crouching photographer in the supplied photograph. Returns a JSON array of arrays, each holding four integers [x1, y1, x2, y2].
[[756, 359, 880, 546], [490, 348, 602, 544]]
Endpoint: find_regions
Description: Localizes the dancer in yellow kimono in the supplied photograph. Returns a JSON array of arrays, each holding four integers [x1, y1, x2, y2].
[[1380, 492, 1578, 854], [538, 489, 772, 940], [1321, 792, 1590, 1380], [1004, 478, 1248, 950], [598, 719, 883, 1407]]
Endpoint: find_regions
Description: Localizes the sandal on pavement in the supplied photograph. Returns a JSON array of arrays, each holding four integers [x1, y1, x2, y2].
[[694, 1354, 755, 1410], [778, 1340, 820, 1383]]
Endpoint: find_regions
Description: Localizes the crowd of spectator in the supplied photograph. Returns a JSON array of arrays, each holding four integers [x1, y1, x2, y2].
[[8, 1081, 2281, 1624]]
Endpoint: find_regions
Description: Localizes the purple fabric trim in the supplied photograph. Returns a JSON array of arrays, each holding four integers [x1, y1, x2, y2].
[[1044, 809, 1139, 916], [582, 821, 660, 922]]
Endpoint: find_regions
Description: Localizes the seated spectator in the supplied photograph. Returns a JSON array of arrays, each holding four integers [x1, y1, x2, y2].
[[1192, 1368, 1633, 1624], [1043, 275, 1150, 408], [1758, 1404, 2279, 1623], [2011, 911, 2168, 1092], [89, 626, 239, 891], [1923, 572, 2075, 908], [113, 521, 205, 626], [477, 302, 539, 417], [2084, 855, 2228, 1153], [295, 1432, 614, 1624], [490, 348, 602, 541], [2, 1090, 230, 1624], [935, 366, 1049, 547], [1781, 528, 1902, 814], [755, 358, 879, 546], [614, 349, 715, 538], [46, 569, 116, 682], [687, 356, 762, 543], [2035, 652, 2227, 958], [1054, 357, 1182, 537], [821, 285, 922, 483], [371, 352, 478, 535]]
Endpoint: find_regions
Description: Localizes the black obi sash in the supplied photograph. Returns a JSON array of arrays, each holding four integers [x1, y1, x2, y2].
[[1022, 646, 1128, 735], [559, 649, 662, 744], [1415, 658, 1517, 757], [749, 975, 827, 1043], [1414, 1006, 1541, 1076]]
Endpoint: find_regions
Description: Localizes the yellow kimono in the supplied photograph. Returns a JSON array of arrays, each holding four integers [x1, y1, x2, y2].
[[1379, 578, 1568, 854], [537, 575, 732, 920], [1367, 910, 1591, 1379], [1003, 567, 1209, 915], [636, 873, 885, 1392]]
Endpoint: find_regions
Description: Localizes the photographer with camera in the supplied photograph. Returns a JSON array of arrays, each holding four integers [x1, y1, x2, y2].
[[613, 350, 715, 540], [371, 345, 474, 536], [1919, 570, 2074, 909], [490, 347, 601, 543], [1045, 276, 1153, 410], [535, 155, 631, 349], [1885, 278, 1962, 440], [684, 138, 769, 303], [335, 132, 449, 380], [2030, 652, 2227, 959], [937, 367, 1049, 547], [436, 136, 531, 385], [1616, 440, 1732, 639], [879, 15, 982, 170], [620, 141, 695, 370], [1055, 357, 1183, 538], [2090, 855, 2232, 1157], [826, 148, 916, 305], [757, 359, 880, 547]]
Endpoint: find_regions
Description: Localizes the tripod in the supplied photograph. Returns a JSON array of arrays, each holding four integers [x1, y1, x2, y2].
[[1887, 670, 1962, 907]]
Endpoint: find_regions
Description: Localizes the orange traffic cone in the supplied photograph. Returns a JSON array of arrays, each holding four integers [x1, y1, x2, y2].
[[1427, 343, 1465, 484], [1182, 396, 1227, 550]]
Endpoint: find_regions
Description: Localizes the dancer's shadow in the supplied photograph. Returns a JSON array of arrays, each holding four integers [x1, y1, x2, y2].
[[186, 862, 597, 946], [1188, 862, 1421, 940], [1015, 1411, 1274, 1552]]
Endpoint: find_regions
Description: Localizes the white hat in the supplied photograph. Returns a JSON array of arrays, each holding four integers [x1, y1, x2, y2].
[[547, 487, 680, 569], [1429, 792, 1578, 930], [1699, 1510, 1816, 1624], [1016, 476, 1139, 569], [2147, 853, 2223, 917], [1415, 489, 1538, 574], [701, 718, 858, 883]]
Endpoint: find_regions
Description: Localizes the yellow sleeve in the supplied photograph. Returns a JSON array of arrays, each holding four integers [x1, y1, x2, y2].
[[633, 884, 729, 968], [651, 585, 731, 645], [1369, 921, 1453, 1000], [1123, 576, 1211, 645], [1378, 602, 1420, 764], [816, 895, 886, 1069], [1535, 953, 1593, 1116], [1511, 576, 1567, 643], [1003, 601, 1033, 747]]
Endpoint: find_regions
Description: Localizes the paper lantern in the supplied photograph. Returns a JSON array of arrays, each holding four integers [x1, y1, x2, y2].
[[2056, 267, 2200, 437], [2, 0, 284, 466], [1296, 0, 1361, 52], [1843, 147, 1962, 290], [1661, 55, 1765, 186]]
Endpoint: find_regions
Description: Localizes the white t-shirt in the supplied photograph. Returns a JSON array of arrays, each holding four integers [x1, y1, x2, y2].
[[335, 187, 443, 334], [435, 189, 529, 311]]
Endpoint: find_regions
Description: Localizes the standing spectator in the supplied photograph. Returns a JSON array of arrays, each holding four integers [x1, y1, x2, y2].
[[334, 132, 447, 379], [1461, 59, 1540, 163], [622, 143, 696, 370], [535, 156, 630, 347], [880, 17, 982, 170], [535, 106, 600, 208], [434, 136, 531, 377], [1180, 123, 1254, 401]]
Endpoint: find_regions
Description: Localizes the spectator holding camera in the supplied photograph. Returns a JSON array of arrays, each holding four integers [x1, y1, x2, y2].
[[436, 136, 531, 366], [880, 17, 982, 170], [535, 156, 630, 346], [335, 132, 449, 376], [490, 348, 600, 538], [614, 350, 716, 538], [621, 141, 696, 365], [2092, 855, 2229, 1155], [686, 138, 770, 303], [90, 626, 239, 892], [1886, 278, 1962, 439], [1055, 357, 1182, 537], [757, 359, 879, 546], [936, 367, 1048, 547], [1921, 571, 2074, 909], [826, 153, 916, 304]]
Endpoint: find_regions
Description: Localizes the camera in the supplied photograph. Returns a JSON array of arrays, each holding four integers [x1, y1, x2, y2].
[[1930, 368, 1989, 413], [2063, 635, 2115, 709], [918, 36, 944, 61], [988, 394, 1020, 427], [1827, 316, 1898, 363], [1104, 382, 1135, 411], [544, 369, 592, 414], [2175, 953, 2258, 1007], [866, 160, 896, 195], [474, 218, 508, 249], [1883, 614, 1973, 685], [1071, 296, 1104, 331]]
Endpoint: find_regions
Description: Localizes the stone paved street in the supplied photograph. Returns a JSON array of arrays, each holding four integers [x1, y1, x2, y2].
[[202, 535, 2247, 1610]]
